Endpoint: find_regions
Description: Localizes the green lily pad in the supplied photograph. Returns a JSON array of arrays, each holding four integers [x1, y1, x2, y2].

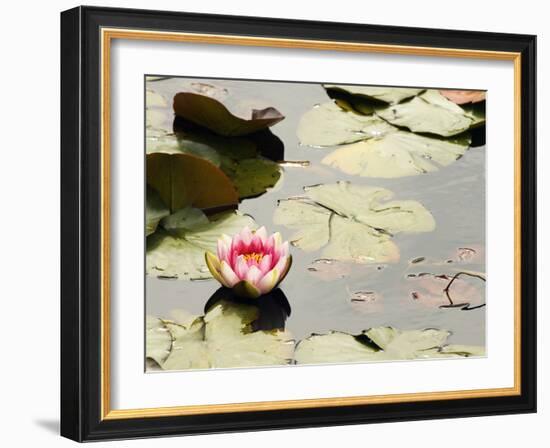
[[297, 101, 396, 147], [223, 158, 282, 198], [173, 92, 285, 137], [273, 182, 434, 263], [146, 152, 239, 212], [295, 332, 379, 364], [365, 327, 450, 359], [160, 206, 209, 237], [376, 90, 473, 137], [147, 133, 281, 201], [146, 209, 256, 280], [146, 186, 170, 237], [145, 89, 172, 135], [324, 84, 424, 105], [439, 344, 486, 357], [295, 326, 484, 364], [462, 101, 486, 128], [152, 300, 294, 371], [145, 316, 172, 365], [321, 130, 470, 178], [147, 131, 257, 163]]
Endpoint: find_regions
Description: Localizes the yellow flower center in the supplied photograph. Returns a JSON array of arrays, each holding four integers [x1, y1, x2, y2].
[[243, 252, 264, 263]]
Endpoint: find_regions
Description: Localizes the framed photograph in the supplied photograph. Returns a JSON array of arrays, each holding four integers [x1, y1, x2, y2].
[[60, 6, 536, 442]]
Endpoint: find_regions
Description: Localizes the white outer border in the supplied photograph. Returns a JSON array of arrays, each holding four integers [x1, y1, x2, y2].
[[109, 38, 515, 410]]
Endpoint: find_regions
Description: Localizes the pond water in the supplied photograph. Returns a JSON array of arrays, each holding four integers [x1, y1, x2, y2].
[[146, 76, 486, 356]]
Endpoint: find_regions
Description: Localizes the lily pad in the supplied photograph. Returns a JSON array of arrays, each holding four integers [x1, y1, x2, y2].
[[295, 332, 380, 364], [406, 271, 486, 310], [147, 209, 256, 280], [152, 300, 294, 371], [295, 326, 484, 364], [461, 101, 486, 128], [146, 152, 239, 212], [297, 101, 396, 147], [439, 89, 486, 105], [321, 130, 470, 178], [160, 206, 209, 237], [148, 132, 281, 200], [324, 84, 424, 105], [145, 316, 172, 365], [145, 89, 172, 135], [204, 287, 291, 332], [173, 92, 284, 137], [146, 186, 170, 236], [223, 158, 281, 199], [274, 182, 434, 263], [376, 90, 473, 137], [147, 130, 257, 162]]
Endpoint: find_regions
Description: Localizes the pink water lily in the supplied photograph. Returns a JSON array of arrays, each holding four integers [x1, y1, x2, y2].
[[205, 226, 292, 299]]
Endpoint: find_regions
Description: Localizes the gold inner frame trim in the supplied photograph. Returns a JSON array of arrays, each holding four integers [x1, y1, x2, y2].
[[100, 27, 522, 421]]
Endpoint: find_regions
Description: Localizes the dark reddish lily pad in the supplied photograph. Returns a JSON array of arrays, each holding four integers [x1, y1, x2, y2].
[[349, 290, 384, 314], [439, 89, 486, 105], [307, 259, 387, 281], [407, 272, 485, 310]]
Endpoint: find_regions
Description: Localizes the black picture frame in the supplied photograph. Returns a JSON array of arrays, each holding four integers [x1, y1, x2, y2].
[[61, 5, 536, 442]]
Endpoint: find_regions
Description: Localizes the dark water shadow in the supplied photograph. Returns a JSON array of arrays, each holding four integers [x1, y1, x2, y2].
[[204, 287, 291, 331]]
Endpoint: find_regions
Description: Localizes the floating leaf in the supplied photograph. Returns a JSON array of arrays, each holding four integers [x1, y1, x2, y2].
[[147, 209, 256, 280], [146, 186, 170, 236], [321, 131, 470, 178], [407, 271, 485, 310], [322, 214, 400, 263], [305, 182, 435, 234], [295, 327, 483, 364], [146, 152, 238, 212], [439, 345, 486, 357], [461, 102, 486, 128], [295, 332, 379, 364], [148, 131, 281, 200], [145, 316, 172, 365], [307, 259, 353, 280], [204, 288, 291, 332], [348, 289, 384, 314], [376, 90, 473, 137], [146, 89, 168, 107], [173, 92, 284, 137], [365, 327, 450, 358], [439, 89, 486, 105], [297, 101, 395, 147], [274, 182, 434, 263], [152, 300, 294, 371], [160, 206, 209, 237], [223, 158, 281, 198], [324, 84, 424, 105], [147, 130, 257, 161], [307, 259, 387, 283], [146, 89, 172, 134]]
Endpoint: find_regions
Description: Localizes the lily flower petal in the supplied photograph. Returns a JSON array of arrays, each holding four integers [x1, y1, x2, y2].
[[258, 253, 273, 274], [207, 227, 291, 298], [254, 226, 267, 244], [220, 260, 240, 287], [258, 268, 280, 294], [245, 265, 263, 286], [235, 255, 249, 279], [232, 280, 262, 299], [205, 252, 229, 287]]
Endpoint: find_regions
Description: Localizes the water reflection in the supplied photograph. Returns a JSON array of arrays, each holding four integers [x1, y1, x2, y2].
[[204, 287, 291, 332]]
